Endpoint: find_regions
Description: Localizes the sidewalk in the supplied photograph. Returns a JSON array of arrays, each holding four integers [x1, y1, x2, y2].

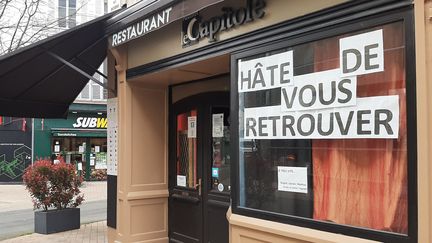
[[0, 181, 108, 241], [0, 221, 107, 243], [0, 181, 107, 212]]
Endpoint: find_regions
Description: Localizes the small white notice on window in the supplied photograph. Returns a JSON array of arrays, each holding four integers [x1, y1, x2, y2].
[[177, 175, 187, 187], [277, 166, 308, 193], [188, 116, 197, 138], [212, 113, 224, 138]]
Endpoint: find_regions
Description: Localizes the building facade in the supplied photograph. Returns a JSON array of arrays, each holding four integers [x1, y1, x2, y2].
[[105, 0, 432, 243]]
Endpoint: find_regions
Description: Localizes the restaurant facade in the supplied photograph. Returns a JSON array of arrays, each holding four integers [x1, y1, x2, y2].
[[104, 0, 432, 243], [0, 0, 430, 242]]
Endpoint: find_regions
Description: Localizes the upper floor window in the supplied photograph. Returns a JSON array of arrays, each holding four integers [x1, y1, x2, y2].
[[76, 62, 107, 102], [58, 0, 76, 28]]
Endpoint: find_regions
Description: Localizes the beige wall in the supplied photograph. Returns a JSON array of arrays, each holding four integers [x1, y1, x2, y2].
[[109, 45, 169, 243], [127, 0, 347, 69], [415, 0, 432, 243], [116, 82, 169, 242]]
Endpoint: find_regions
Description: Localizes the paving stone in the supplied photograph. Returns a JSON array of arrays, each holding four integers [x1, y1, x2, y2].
[[0, 221, 107, 243]]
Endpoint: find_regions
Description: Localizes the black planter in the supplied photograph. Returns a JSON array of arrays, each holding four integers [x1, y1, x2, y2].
[[34, 208, 80, 234]]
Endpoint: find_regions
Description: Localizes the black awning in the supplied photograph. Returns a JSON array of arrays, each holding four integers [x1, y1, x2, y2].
[[0, 0, 223, 118], [0, 11, 118, 118]]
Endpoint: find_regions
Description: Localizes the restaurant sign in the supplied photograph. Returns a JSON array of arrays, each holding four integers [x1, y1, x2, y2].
[[73, 117, 108, 129], [111, 7, 173, 47], [182, 0, 266, 48]]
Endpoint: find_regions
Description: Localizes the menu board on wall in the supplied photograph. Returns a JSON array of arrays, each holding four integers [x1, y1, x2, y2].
[[107, 98, 118, 176]]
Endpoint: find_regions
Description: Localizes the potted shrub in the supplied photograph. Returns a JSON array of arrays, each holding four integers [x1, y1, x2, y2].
[[23, 157, 84, 234]]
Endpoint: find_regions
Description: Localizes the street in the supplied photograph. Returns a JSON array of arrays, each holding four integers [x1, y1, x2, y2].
[[0, 200, 107, 241]]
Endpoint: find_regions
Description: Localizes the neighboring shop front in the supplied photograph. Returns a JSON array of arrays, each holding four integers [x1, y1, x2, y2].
[[34, 104, 107, 181], [106, 0, 432, 243]]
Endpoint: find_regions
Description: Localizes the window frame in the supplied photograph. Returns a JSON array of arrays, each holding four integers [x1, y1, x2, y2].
[[230, 7, 417, 243]]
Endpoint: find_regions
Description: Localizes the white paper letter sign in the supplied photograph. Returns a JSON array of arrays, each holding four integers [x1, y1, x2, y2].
[[281, 69, 356, 112], [278, 166, 308, 193], [212, 113, 224, 138], [244, 95, 399, 139], [239, 29, 400, 141], [238, 50, 293, 93], [177, 175, 186, 187], [340, 29, 384, 77], [188, 116, 197, 138]]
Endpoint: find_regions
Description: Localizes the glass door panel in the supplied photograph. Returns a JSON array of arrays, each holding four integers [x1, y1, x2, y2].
[[211, 107, 230, 193], [176, 109, 198, 189]]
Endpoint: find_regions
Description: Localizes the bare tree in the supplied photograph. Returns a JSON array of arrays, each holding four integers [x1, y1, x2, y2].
[[0, 0, 95, 55]]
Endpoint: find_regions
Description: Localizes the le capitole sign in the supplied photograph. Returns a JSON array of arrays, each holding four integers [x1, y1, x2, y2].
[[182, 0, 266, 48]]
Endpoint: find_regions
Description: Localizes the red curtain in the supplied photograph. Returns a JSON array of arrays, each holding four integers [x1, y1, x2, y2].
[[312, 22, 408, 233]]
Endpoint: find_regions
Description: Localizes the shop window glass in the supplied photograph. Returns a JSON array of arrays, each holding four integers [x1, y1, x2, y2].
[[236, 21, 408, 234], [176, 109, 197, 188], [52, 137, 86, 171], [211, 107, 230, 193]]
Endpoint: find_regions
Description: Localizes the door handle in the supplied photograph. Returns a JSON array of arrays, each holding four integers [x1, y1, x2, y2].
[[195, 178, 202, 196]]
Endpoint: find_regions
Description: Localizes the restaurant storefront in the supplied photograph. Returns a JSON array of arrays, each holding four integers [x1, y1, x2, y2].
[[105, 0, 431, 243], [34, 104, 107, 181], [0, 0, 430, 242]]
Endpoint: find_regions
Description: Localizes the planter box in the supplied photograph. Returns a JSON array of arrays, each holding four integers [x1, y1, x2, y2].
[[34, 208, 80, 234]]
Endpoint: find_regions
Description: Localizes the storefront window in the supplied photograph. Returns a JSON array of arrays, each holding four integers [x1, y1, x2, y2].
[[52, 136, 107, 180], [52, 137, 87, 174], [176, 109, 198, 188], [235, 21, 411, 236], [90, 138, 107, 180]]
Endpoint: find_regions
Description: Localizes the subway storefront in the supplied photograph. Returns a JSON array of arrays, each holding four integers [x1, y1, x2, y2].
[[34, 104, 107, 181]]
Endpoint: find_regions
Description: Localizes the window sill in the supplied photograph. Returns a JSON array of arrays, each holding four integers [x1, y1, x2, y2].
[[227, 207, 379, 243]]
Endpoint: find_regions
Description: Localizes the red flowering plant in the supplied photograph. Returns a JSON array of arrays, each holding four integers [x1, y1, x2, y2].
[[23, 157, 84, 211]]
